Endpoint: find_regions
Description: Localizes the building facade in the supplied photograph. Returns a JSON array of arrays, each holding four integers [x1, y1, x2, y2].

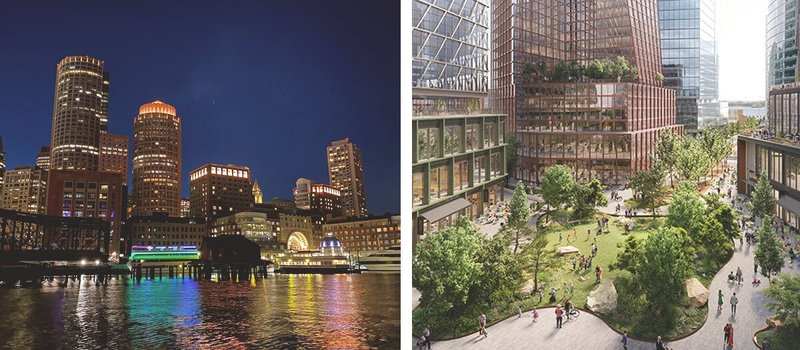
[[128, 214, 207, 249], [658, 0, 721, 133], [278, 213, 317, 251], [211, 212, 282, 252], [252, 181, 263, 204], [767, 0, 799, 88], [45, 170, 124, 258], [131, 100, 182, 217], [189, 163, 254, 223], [492, 0, 682, 186], [36, 146, 51, 170], [99, 133, 129, 184], [327, 138, 368, 217], [0, 166, 47, 214], [50, 56, 108, 171], [322, 215, 400, 253], [180, 198, 190, 218], [293, 177, 343, 217]]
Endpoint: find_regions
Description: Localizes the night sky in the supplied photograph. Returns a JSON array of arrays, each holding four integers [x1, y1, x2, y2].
[[0, 1, 400, 214]]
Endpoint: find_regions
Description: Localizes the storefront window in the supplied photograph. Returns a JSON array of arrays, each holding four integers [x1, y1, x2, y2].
[[413, 167, 425, 206], [429, 164, 450, 200]]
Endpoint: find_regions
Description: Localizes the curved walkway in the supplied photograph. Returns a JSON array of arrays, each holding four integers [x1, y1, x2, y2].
[[427, 160, 799, 350]]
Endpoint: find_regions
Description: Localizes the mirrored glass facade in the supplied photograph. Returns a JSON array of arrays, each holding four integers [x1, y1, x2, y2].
[[658, 0, 721, 133], [767, 0, 799, 89]]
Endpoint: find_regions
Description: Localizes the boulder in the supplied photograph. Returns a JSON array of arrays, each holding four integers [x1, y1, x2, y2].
[[587, 281, 617, 314], [685, 278, 709, 308], [556, 246, 580, 255], [767, 315, 782, 327]]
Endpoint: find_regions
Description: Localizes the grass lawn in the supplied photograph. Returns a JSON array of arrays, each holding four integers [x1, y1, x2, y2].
[[755, 327, 800, 350]]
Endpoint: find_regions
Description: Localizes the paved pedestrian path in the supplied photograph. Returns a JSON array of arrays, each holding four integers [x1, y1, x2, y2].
[[425, 158, 799, 349]]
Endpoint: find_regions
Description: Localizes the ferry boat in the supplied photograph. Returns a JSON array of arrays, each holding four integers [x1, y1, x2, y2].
[[356, 245, 400, 273], [127, 245, 200, 269], [275, 236, 352, 274]]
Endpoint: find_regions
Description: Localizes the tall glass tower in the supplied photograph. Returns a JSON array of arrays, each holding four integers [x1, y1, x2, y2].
[[658, 0, 721, 133], [767, 0, 799, 89]]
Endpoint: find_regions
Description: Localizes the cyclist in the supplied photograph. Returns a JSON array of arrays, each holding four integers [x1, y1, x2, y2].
[[564, 299, 573, 320]]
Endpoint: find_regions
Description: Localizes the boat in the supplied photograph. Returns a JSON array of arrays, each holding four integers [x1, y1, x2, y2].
[[126, 245, 200, 269], [356, 245, 400, 273], [275, 235, 353, 274]]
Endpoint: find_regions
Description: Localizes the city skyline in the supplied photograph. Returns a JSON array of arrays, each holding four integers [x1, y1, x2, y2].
[[0, 1, 400, 215]]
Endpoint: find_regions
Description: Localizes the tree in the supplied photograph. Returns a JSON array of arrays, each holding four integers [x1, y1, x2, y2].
[[654, 130, 682, 187], [519, 228, 560, 292], [667, 186, 706, 235], [586, 59, 605, 79], [675, 137, 712, 184], [696, 215, 733, 263], [612, 235, 643, 272], [508, 181, 532, 253], [765, 274, 800, 329], [752, 172, 777, 220], [470, 231, 525, 308], [634, 227, 691, 314], [628, 166, 666, 214], [705, 196, 741, 241], [413, 219, 483, 329], [540, 165, 575, 211], [655, 72, 664, 81], [506, 134, 520, 185], [755, 220, 785, 281], [571, 179, 608, 219]]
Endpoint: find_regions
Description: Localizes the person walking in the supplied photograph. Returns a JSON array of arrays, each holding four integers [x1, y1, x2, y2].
[[655, 336, 666, 350], [422, 326, 431, 350], [531, 308, 539, 323], [538, 287, 544, 304], [730, 293, 738, 315], [621, 332, 628, 350], [727, 324, 734, 347], [478, 313, 488, 338], [595, 266, 603, 283], [736, 267, 743, 284], [572, 256, 577, 270], [570, 281, 574, 296], [564, 299, 572, 320], [723, 323, 730, 345], [555, 305, 563, 329], [717, 290, 724, 311]]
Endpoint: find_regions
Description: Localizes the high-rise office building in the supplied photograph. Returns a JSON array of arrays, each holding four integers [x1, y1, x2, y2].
[[492, 0, 682, 185], [50, 56, 107, 171], [0, 166, 47, 214], [327, 138, 368, 218], [658, 0, 721, 132], [35, 146, 51, 170], [767, 0, 799, 89], [411, 0, 507, 242], [180, 198, 190, 218], [189, 163, 254, 223], [99, 133, 129, 183], [131, 100, 181, 217], [293, 177, 343, 217], [252, 181, 263, 204]]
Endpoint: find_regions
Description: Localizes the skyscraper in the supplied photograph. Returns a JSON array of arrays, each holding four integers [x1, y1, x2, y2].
[[252, 181, 263, 204], [492, 0, 682, 185], [35, 146, 51, 170], [294, 177, 343, 217], [99, 133, 129, 183], [327, 138, 367, 218], [189, 163, 254, 223], [0, 166, 47, 214], [658, 0, 721, 133], [131, 100, 181, 217], [50, 56, 107, 171], [767, 0, 799, 88]]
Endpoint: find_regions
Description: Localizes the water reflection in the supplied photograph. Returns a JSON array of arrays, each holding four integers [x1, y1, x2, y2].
[[0, 274, 399, 349]]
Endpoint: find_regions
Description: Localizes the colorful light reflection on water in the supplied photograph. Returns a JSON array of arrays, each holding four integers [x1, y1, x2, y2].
[[0, 274, 399, 349]]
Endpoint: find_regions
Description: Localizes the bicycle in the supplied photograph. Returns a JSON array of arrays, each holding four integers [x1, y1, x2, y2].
[[568, 308, 580, 319]]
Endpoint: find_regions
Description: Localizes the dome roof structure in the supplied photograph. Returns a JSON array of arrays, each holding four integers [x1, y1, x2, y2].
[[320, 236, 343, 249]]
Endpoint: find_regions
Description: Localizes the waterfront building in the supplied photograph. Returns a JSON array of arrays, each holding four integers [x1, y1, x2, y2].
[[128, 213, 207, 250], [131, 100, 182, 217], [189, 163, 254, 223], [45, 170, 124, 258], [0, 166, 47, 214], [211, 212, 282, 253], [279, 213, 316, 251], [293, 177, 343, 217], [50, 56, 107, 171], [252, 181, 263, 204], [658, 0, 721, 132], [99, 133, 129, 184], [322, 214, 400, 253], [491, 0, 682, 186], [180, 198, 190, 218], [264, 197, 296, 212], [35, 146, 50, 170], [767, 0, 799, 88], [327, 138, 368, 218]]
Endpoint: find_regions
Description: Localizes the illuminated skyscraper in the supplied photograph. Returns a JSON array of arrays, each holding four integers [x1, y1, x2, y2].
[[252, 181, 263, 204], [294, 177, 342, 217], [327, 138, 368, 218], [35, 146, 51, 170], [131, 100, 182, 217], [189, 163, 254, 223], [99, 133, 129, 183], [50, 56, 107, 171], [0, 166, 46, 214]]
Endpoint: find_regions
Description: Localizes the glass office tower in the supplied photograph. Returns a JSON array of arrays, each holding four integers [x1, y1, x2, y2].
[[767, 0, 799, 89], [658, 0, 721, 133]]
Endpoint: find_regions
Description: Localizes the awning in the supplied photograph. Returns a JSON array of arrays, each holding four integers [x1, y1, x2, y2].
[[419, 198, 472, 223], [778, 195, 800, 216]]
